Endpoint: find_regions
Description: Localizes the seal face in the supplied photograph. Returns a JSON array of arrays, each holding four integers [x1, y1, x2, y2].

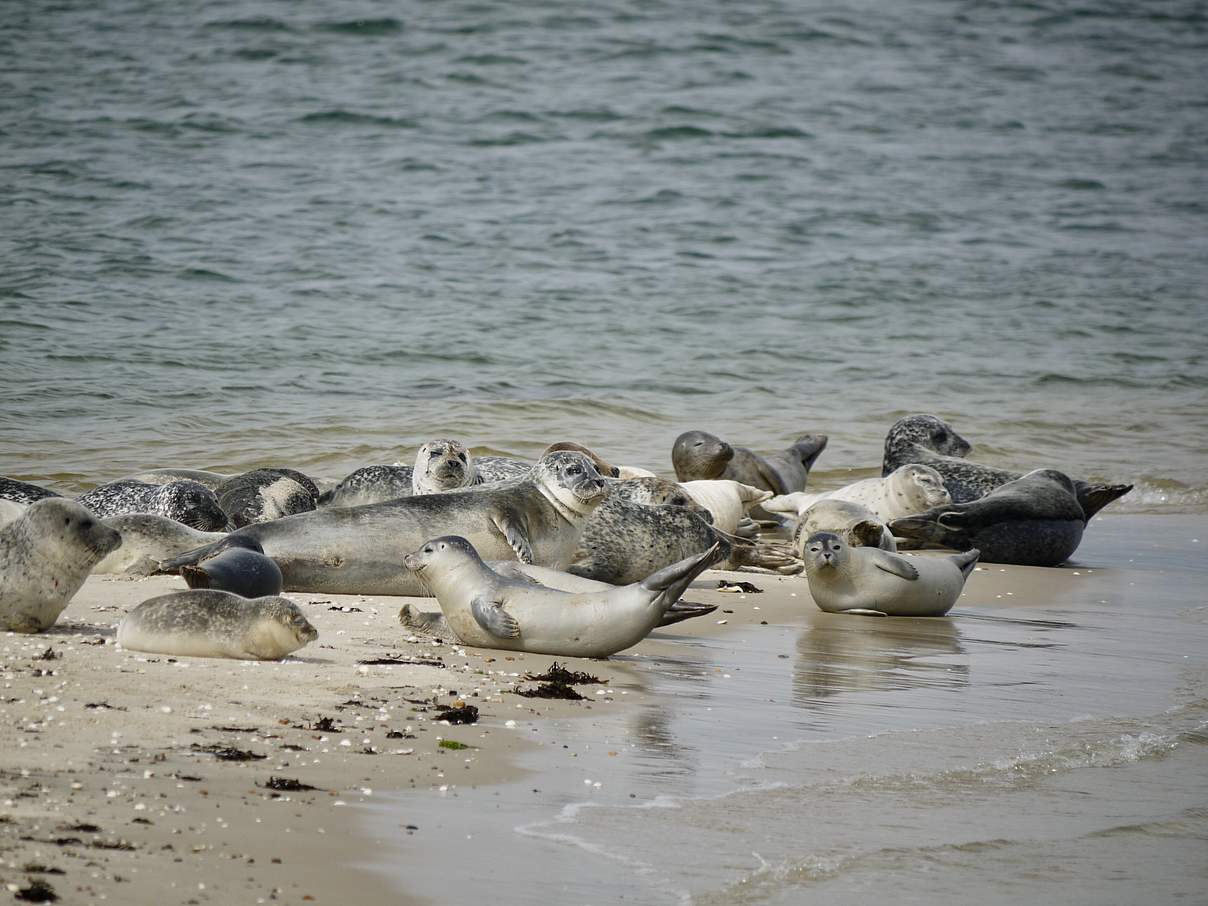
[[78, 480, 229, 531], [802, 531, 979, 617], [216, 469, 319, 527], [117, 590, 317, 660], [0, 499, 122, 632], [888, 469, 1087, 566], [403, 535, 720, 657], [412, 439, 479, 495], [159, 451, 611, 596], [881, 414, 1131, 518]]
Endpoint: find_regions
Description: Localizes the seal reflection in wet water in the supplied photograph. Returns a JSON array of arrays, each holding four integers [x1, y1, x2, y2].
[[404, 535, 722, 657]]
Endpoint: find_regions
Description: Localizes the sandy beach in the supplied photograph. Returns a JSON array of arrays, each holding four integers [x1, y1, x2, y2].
[[2, 513, 1205, 904]]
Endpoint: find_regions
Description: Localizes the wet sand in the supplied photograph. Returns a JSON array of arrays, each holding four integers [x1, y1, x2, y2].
[[2, 514, 1205, 903]]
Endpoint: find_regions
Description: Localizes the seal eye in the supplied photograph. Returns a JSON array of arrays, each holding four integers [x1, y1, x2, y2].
[[458, 452, 467, 462], [567, 466, 582, 476]]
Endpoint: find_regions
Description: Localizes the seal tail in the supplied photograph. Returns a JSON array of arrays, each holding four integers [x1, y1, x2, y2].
[[180, 564, 211, 589], [1074, 482, 1132, 520], [950, 548, 981, 580], [639, 542, 725, 609], [658, 601, 718, 627], [155, 538, 229, 574], [790, 434, 829, 471]]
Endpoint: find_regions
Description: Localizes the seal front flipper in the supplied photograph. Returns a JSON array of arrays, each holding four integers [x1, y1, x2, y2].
[[399, 604, 452, 638], [870, 550, 919, 581], [471, 596, 520, 638], [492, 514, 533, 563], [838, 608, 889, 617]]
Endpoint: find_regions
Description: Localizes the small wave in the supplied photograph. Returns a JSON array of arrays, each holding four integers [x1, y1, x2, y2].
[[1115, 479, 1208, 513], [297, 110, 417, 129], [205, 17, 294, 32], [313, 18, 404, 36], [644, 125, 715, 141]]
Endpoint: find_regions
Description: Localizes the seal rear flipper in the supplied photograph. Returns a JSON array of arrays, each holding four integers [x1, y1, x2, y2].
[[1073, 482, 1133, 520], [949, 548, 980, 579], [790, 434, 829, 472], [638, 542, 724, 607], [492, 514, 533, 563], [180, 564, 211, 589], [155, 537, 230, 574], [471, 596, 520, 638], [657, 600, 718, 626], [887, 514, 963, 550], [870, 550, 920, 581]]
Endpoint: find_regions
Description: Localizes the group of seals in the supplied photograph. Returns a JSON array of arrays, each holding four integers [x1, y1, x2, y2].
[[0, 499, 122, 632], [403, 536, 721, 657]]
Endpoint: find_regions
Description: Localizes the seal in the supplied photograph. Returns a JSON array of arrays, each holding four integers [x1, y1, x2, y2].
[[412, 439, 479, 495], [672, 431, 829, 495], [765, 464, 952, 524], [475, 442, 623, 483], [159, 451, 611, 596], [117, 590, 317, 660], [0, 477, 61, 506], [78, 479, 230, 531], [0, 498, 123, 632], [319, 465, 414, 508], [402, 535, 721, 656], [802, 532, 979, 617], [93, 514, 226, 576], [793, 499, 897, 553], [124, 469, 232, 492], [216, 469, 319, 527], [888, 468, 1087, 566], [679, 480, 772, 535], [881, 414, 1131, 518], [181, 543, 284, 598]]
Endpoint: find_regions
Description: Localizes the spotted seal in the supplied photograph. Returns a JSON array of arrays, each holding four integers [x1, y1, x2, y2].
[[93, 514, 227, 576], [159, 451, 610, 596], [403, 535, 721, 656], [882, 414, 1131, 518], [802, 532, 979, 617], [0, 499, 122, 632], [319, 464, 414, 508], [794, 499, 897, 553], [216, 469, 319, 527], [117, 590, 317, 660], [124, 469, 233, 492], [78, 479, 230, 531], [888, 468, 1088, 566], [672, 431, 829, 496], [0, 477, 61, 506]]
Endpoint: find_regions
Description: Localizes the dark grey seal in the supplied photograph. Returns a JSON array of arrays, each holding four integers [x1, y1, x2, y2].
[[672, 430, 829, 496], [216, 468, 319, 527], [181, 541, 284, 598], [881, 414, 1131, 519], [159, 451, 610, 596], [0, 477, 61, 505], [888, 468, 1088, 567], [78, 479, 230, 531]]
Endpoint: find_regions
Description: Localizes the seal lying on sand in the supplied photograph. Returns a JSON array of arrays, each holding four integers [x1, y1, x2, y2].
[[0, 477, 61, 505], [216, 469, 319, 527], [0, 499, 122, 632], [79, 479, 230, 531], [881, 414, 1131, 518], [794, 499, 897, 553], [403, 536, 721, 656], [159, 451, 610, 596], [679, 480, 772, 536], [92, 515, 226, 576], [889, 469, 1087, 567], [117, 591, 317, 660], [672, 430, 828, 495], [802, 532, 979, 617], [181, 542, 284, 598], [766, 464, 952, 524]]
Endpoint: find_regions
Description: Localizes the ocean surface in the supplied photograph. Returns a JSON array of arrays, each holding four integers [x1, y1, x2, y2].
[[2, 0, 1206, 510]]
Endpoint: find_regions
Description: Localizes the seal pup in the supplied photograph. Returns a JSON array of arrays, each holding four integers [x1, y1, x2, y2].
[[403, 536, 722, 657], [124, 469, 232, 492], [888, 469, 1087, 567], [117, 591, 317, 660], [93, 514, 227, 576], [216, 469, 319, 527], [78, 479, 230, 531], [802, 532, 979, 617], [794, 499, 897, 553], [181, 542, 284, 598], [159, 451, 611, 596], [766, 464, 952, 525], [319, 465, 415, 508], [0, 499, 122, 632], [672, 431, 829, 496], [881, 414, 1131, 518], [1, 477, 61, 505]]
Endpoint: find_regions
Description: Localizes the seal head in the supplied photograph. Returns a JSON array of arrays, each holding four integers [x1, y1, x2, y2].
[[672, 431, 734, 481], [530, 451, 610, 516], [413, 439, 477, 495]]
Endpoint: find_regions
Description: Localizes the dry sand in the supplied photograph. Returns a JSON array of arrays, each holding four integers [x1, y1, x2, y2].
[[0, 529, 1187, 903]]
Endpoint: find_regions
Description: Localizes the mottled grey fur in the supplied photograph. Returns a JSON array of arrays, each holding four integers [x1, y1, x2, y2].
[[78, 479, 229, 531], [320, 465, 415, 508], [216, 469, 318, 527], [0, 477, 60, 505]]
